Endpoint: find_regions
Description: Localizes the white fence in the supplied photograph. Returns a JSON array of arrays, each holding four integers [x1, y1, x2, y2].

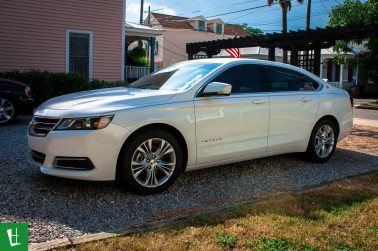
[[329, 82, 354, 90], [125, 66, 150, 80]]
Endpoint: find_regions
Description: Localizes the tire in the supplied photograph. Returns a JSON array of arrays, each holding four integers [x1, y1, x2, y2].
[[0, 96, 18, 125], [116, 129, 183, 195], [306, 119, 337, 163]]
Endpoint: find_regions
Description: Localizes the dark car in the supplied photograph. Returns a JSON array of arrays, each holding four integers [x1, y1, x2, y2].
[[0, 78, 34, 124]]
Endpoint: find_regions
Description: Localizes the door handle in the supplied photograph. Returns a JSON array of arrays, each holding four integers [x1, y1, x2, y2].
[[300, 97, 311, 102], [252, 99, 266, 104]]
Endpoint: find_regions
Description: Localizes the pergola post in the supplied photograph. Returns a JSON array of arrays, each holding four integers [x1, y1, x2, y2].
[[188, 53, 193, 60], [313, 47, 321, 77], [268, 47, 275, 61], [290, 46, 298, 66], [149, 37, 155, 73]]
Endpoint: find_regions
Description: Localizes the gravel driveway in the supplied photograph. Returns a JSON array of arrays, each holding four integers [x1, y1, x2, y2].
[[1, 115, 377, 244]]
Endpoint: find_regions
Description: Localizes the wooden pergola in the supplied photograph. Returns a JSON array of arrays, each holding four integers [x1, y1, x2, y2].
[[186, 23, 378, 77]]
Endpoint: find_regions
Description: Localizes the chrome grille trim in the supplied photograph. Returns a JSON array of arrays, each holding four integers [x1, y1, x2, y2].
[[29, 117, 61, 137]]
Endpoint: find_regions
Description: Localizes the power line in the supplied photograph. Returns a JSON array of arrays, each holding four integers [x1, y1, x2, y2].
[[225, 0, 331, 23], [319, 0, 331, 14], [152, 0, 294, 26], [247, 11, 329, 27]]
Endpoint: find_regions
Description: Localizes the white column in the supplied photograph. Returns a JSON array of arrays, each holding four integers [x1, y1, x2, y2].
[[339, 64, 344, 84], [319, 59, 323, 79]]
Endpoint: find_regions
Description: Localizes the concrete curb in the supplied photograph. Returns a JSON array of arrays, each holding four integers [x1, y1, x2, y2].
[[355, 105, 378, 110], [28, 170, 378, 251]]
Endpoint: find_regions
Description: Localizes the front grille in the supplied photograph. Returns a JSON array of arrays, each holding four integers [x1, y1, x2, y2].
[[29, 150, 46, 165], [29, 117, 60, 137]]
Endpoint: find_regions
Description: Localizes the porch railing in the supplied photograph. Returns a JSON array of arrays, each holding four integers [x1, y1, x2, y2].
[[329, 82, 354, 90], [125, 66, 150, 80]]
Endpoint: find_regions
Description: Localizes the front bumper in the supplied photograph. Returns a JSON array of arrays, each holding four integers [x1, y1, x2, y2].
[[27, 122, 131, 181]]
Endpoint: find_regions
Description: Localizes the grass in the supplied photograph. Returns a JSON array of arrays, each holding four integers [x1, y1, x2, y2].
[[63, 173, 378, 250]]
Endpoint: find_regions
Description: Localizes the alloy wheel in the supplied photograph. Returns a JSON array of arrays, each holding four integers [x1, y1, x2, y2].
[[0, 98, 15, 123], [131, 138, 176, 188], [314, 125, 335, 158]]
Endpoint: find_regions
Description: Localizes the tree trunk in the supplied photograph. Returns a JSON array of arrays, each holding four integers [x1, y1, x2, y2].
[[282, 6, 288, 63]]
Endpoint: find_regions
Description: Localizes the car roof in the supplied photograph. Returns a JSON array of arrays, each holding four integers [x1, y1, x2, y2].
[[188, 58, 321, 80]]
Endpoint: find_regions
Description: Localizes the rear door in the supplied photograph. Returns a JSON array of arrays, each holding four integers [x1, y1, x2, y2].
[[264, 66, 321, 152], [194, 64, 270, 164]]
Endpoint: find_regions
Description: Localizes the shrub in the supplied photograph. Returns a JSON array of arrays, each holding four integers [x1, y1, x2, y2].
[[0, 70, 127, 106], [127, 47, 150, 67]]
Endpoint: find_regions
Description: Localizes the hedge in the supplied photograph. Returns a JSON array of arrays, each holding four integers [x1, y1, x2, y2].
[[0, 70, 128, 106]]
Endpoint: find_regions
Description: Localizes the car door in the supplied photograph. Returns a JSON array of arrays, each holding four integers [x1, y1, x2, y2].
[[194, 64, 270, 164], [264, 66, 321, 152]]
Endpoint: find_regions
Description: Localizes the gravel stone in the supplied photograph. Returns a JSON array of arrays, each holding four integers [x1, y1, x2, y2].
[[0, 115, 377, 243]]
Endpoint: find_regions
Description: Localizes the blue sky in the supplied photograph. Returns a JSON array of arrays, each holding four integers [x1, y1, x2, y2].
[[126, 0, 345, 33]]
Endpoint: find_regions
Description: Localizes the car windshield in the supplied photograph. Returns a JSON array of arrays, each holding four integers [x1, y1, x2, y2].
[[129, 62, 221, 91]]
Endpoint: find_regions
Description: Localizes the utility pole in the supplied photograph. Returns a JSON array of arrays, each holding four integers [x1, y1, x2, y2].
[[148, 6, 151, 26], [139, 0, 144, 24], [304, 0, 312, 70], [138, 0, 144, 47], [306, 0, 311, 30]]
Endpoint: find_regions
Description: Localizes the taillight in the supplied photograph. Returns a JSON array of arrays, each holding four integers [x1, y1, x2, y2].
[[349, 96, 354, 107]]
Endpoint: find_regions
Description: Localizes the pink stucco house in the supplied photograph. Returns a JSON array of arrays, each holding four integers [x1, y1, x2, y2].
[[0, 0, 126, 81], [148, 13, 249, 69]]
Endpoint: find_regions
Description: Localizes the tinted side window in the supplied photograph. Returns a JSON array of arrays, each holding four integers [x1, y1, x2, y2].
[[303, 76, 320, 90], [211, 64, 263, 94], [265, 67, 304, 92]]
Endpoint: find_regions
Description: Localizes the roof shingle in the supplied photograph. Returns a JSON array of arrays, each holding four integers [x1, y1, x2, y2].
[[151, 13, 249, 37]]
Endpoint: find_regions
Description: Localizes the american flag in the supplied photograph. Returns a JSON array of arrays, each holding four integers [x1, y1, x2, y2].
[[225, 35, 241, 58]]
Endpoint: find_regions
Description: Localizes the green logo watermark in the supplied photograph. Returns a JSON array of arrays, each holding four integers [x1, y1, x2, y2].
[[0, 223, 28, 251]]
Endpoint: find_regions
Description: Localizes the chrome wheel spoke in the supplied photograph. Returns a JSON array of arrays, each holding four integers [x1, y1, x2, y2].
[[325, 136, 334, 145], [143, 169, 153, 186], [3, 113, 11, 120], [3, 107, 13, 112], [157, 142, 174, 159], [0, 99, 5, 107]]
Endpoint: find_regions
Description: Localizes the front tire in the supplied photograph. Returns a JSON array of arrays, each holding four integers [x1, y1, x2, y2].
[[306, 119, 337, 163], [0, 96, 18, 125], [117, 129, 183, 195]]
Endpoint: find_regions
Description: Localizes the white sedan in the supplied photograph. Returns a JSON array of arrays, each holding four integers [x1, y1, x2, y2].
[[28, 59, 353, 194]]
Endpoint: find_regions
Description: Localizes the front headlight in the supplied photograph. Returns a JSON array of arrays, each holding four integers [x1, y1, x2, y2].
[[55, 115, 114, 130]]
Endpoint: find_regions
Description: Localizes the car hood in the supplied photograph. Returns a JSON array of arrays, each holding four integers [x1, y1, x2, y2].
[[35, 87, 176, 117]]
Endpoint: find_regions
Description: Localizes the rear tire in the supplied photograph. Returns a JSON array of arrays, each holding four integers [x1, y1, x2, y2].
[[116, 129, 183, 195], [0, 96, 18, 125], [306, 119, 337, 163]]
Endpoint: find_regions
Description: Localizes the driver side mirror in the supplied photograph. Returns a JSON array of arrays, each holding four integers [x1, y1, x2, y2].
[[199, 82, 232, 96]]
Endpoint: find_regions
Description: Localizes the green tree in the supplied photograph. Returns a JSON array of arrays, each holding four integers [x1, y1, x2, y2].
[[236, 23, 263, 36], [327, 0, 378, 84], [267, 0, 304, 63]]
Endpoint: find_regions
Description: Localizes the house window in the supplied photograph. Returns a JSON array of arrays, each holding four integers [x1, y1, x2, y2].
[[155, 41, 158, 55], [66, 30, 93, 78], [216, 23, 222, 34], [198, 20, 206, 32]]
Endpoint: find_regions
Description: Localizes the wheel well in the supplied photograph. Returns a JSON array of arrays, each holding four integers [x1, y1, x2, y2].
[[116, 123, 189, 177], [316, 115, 340, 137]]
